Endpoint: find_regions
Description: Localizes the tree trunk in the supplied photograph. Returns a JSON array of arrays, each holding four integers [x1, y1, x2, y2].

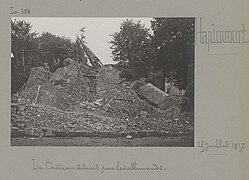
[[22, 49, 25, 72]]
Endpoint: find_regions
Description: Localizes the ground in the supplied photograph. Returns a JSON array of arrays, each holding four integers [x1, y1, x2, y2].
[[11, 134, 194, 147]]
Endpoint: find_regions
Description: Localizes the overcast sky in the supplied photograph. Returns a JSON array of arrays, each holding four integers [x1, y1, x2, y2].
[[12, 17, 152, 64]]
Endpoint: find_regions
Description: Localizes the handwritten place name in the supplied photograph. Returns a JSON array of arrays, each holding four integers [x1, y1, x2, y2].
[[195, 17, 249, 51], [197, 139, 245, 153], [10, 7, 31, 15], [32, 159, 166, 173]]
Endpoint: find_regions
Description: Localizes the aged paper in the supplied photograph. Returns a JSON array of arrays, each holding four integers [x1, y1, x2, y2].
[[0, 0, 249, 179]]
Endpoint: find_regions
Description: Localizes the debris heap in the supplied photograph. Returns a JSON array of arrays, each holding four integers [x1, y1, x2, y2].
[[12, 58, 193, 136]]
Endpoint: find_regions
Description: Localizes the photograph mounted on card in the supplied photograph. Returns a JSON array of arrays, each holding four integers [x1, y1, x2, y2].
[[1, 0, 249, 180], [10, 17, 194, 147]]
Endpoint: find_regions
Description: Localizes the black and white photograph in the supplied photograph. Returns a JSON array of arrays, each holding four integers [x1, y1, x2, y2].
[[10, 17, 195, 146]]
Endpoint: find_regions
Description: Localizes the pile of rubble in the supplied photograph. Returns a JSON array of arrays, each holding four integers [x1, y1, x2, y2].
[[12, 58, 193, 136], [12, 104, 128, 132], [12, 103, 192, 134]]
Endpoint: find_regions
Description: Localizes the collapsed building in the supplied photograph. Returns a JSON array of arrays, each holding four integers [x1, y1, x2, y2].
[[11, 39, 193, 137]]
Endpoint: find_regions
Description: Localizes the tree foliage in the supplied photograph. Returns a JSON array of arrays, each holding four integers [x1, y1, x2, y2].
[[11, 20, 40, 70], [11, 20, 40, 92], [151, 18, 195, 90], [151, 18, 195, 111], [37, 32, 75, 72], [110, 19, 155, 81], [11, 20, 38, 53], [110, 18, 195, 112], [151, 18, 195, 87], [11, 19, 76, 92]]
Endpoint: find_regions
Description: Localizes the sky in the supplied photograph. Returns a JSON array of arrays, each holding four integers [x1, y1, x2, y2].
[[12, 17, 152, 64]]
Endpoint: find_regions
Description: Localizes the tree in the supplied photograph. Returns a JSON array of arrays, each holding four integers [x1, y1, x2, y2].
[[110, 19, 155, 81], [151, 18, 195, 90], [11, 20, 39, 71], [11, 19, 76, 93], [151, 18, 195, 111], [11, 19, 39, 92], [37, 32, 75, 72]]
